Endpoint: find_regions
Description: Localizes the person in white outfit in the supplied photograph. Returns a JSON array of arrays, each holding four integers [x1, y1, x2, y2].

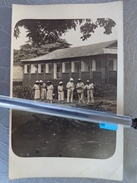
[[46, 81, 54, 103], [58, 81, 64, 103], [90, 82, 94, 103], [66, 78, 75, 103], [84, 80, 94, 104], [33, 80, 40, 100], [40, 80, 46, 101], [76, 78, 85, 103]]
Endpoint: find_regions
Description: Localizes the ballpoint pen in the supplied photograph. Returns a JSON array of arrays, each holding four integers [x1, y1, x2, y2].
[[0, 95, 136, 131]]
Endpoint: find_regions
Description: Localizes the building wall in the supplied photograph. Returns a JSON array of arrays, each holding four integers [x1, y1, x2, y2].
[[22, 54, 117, 86]]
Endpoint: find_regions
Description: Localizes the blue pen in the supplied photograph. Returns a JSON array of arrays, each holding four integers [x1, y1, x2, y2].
[[0, 95, 134, 130]]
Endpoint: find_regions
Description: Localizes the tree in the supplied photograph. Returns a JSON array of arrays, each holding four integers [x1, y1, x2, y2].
[[14, 39, 71, 65], [14, 18, 116, 45]]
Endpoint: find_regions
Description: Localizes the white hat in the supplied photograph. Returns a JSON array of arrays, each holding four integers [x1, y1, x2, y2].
[[70, 78, 74, 81], [86, 80, 90, 83], [78, 78, 81, 81], [59, 81, 63, 84], [35, 80, 39, 83], [40, 80, 43, 83]]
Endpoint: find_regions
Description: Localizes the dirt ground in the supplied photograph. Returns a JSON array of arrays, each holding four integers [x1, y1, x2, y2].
[[12, 99, 116, 159]]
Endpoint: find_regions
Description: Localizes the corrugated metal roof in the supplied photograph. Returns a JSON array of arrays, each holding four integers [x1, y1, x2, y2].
[[21, 40, 117, 62]]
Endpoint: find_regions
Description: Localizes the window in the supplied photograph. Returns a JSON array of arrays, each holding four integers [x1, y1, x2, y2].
[[75, 61, 79, 72], [41, 64, 44, 73], [49, 63, 52, 73], [65, 62, 70, 72], [62, 62, 70, 73], [81, 60, 89, 72], [31, 64, 37, 73], [27, 65, 30, 73], [56, 63, 61, 78], [24, 64, 30, 74], [96, 61, 101, 71], [71, 61, 79, 72], [46, 63, 52, 73], [108, 60, 113, 71]]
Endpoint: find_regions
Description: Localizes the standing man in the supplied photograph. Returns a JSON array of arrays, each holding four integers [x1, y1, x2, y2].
[[33, 80, 40, 100], [66, 78, 75, 103], [90, 82, 94, 103], [58, 81, 64, 103], [76, 78, 85, 103], [47, 81, 54, 103], [84, 80, 94, 104], [40, 80, 46, 101]]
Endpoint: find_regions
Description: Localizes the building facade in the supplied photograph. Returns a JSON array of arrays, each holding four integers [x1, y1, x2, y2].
[[21, 40, 117, 86]]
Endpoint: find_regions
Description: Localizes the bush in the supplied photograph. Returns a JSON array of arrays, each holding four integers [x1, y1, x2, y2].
[[93, 81, 116, 97], [13, 82, 116, 100], [13, 85, 34, 100]]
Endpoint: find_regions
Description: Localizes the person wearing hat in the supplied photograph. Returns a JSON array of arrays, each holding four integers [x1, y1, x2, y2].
[[90, 82, 95, 103], [84, 80, 94, 104], [76, 78, 85, 103], [66, 78, 75, 103], [39, 80, 46, 101], [33, 80, 40, 100], [47, 81, 54, 103], [58, 81, 64, 103]]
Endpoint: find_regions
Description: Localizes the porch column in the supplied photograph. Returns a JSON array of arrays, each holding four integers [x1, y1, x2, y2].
[[38, 64, 41, 73], [90, 60, 96, 80], [92, 60, 96, 71], [23, 65, 25, 80], [113, 59, 117, 71], [60, 62, 62, 79], [44, 63, 46, 79], [24, 64, 27, 74], [101, 60, 105, 80], [69, 61, 72, 78], [53, 63, 57, 79], [29, 64, 31, 82], [90, 61, 92, 79], [79, 60, 81, 79], [36, 64, 38, 79], [52, 62, 54, 80], [46, 63, 48, 73], [71, 61, 75, 72], [62, 62, 65, 73]]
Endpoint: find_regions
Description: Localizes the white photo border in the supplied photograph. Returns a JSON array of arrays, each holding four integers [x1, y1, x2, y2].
[[9, 2, 124, 180]]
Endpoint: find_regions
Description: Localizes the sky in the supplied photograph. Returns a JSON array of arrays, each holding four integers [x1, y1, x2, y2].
[[13, 21, 117, 50]]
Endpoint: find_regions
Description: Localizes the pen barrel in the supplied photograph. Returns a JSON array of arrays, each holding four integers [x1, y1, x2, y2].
[[0, 95, 132, 128]]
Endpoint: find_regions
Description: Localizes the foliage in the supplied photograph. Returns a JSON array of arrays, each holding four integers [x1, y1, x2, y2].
[[93, 81, 116, 97], [13, 82, 116, 101], [14, 18, 116, 45], [13, 85, 34, 99], [14, 18, 116, 66], [14, 39, 71, 65]]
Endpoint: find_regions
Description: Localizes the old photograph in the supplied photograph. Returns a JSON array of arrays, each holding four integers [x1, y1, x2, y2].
[[12, 17, 117, 158], [9, 3, 124, 180]]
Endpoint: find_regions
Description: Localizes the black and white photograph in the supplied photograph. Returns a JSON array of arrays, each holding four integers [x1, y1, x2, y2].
[[10, 3, 124, 180], [12, 17, 117, 157]]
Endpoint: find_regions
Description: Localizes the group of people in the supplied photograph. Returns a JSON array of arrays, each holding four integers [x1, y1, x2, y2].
[[33, 78, 95, 104], [33, 80, 53, 103], [66, 78, 94, 104]]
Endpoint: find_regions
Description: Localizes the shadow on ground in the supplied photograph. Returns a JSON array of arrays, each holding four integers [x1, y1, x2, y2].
[[12, 110, 116, 159]]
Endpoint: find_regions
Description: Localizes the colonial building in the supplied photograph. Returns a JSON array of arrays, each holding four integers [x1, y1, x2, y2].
[[21, 40, 117, 86]]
